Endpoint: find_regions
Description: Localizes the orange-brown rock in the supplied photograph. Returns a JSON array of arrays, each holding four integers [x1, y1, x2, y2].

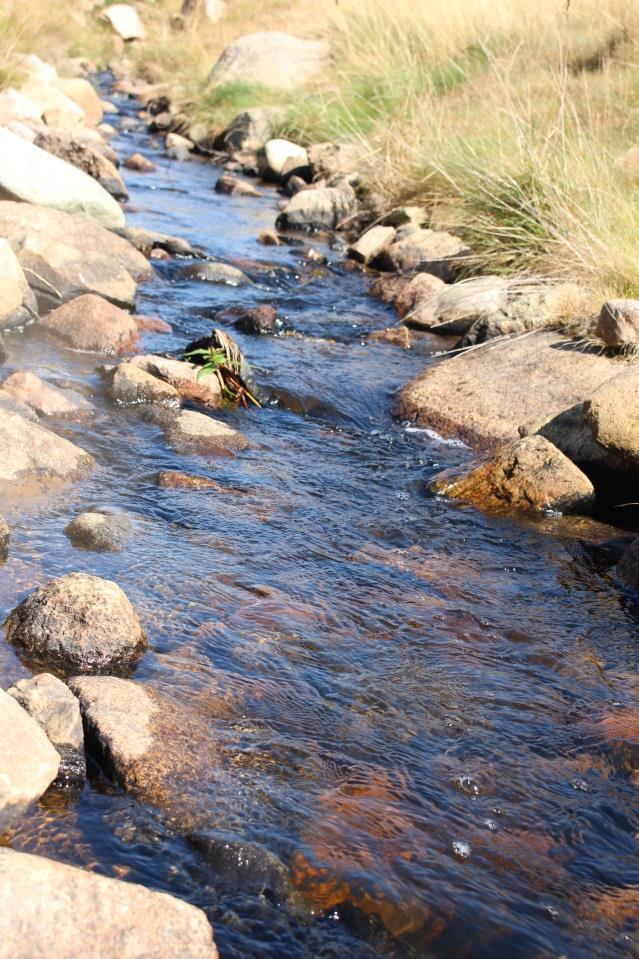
[[39, 294, 139, 354]]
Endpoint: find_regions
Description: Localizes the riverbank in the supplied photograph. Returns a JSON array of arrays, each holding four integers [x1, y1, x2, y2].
[[2, 14, 639, 959]]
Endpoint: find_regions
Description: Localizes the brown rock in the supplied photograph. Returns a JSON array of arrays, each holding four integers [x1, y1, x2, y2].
[[596, 299, 639, 349], [156, 471, 230, 491], [434, 435, 595, 514], [368, 326, 412, 349], [124, 152, 156, 172], [116, 226, 200, 259], [0, 514, 8, 555], [215, 175, 261, 197], [40, 294, 139, 354], [234, 306, 278, 334], [135, 314, 172, 334], [3, 371, 94, 418], [584, 364, 639, 466], [56, 78, 103, 126], [130, 354, 223, 408], [0, 848, 218, 959], [257, 229, 281, 246], [0, 410, 95, 495], [397, 331, 635, 450], [4, 572, 147, 674], [102, 362, 180, 408], [0, 689, 60, 832]]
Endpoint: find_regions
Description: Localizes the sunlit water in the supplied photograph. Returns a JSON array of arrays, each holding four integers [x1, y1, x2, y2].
[[1, 78, 639, 959]]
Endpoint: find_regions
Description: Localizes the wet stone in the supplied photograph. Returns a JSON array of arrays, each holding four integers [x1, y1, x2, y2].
[[181, 261, 249, 286], [101, 362, 180, 408], [64, 511, 134, 553], [124, 152, 156, 172], [166, 410, 250, 454], [234, 305, 279, 335]]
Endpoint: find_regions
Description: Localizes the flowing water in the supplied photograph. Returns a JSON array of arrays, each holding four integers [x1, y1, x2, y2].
[[1, 80, 639, 959]]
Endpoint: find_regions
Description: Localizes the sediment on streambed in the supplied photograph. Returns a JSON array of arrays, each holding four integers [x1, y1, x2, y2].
[[1, 7, 639, 959]]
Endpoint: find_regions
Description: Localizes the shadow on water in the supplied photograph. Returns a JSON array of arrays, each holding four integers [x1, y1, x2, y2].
[[2, 76, 639, 959]]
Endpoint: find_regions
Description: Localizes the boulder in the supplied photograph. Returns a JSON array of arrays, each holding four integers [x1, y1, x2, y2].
[[0, 201, 151, 310], [261, 139, 308, 180], [0, 411, 95, 494], [181, 261, 249, 285], [459, 283, 591, 347], [406, 276, 508, 333], [55, 78, 103, 126], [210, 32, 329, 89], [596, 299, 639, 349], [0, 237, 36, 329], [103, 3, 145, 40], [2, 371, 94, 419], [123, 152, 156, 172], [234, 305, 279, 335], [4, 573, 147, 674], [130, 355, 222, 407], [397, 331, 634, 450], [0, 848, 218, 959], [433, 435, 595, 515], [372, 228, 470, 281], [166, 410, 249, 452], [348, 225, 396, 266], [34, 131, 128, 201], [0, 129, 124, 229], [64, 512, 134, 553], [276, 186, 357, 231], [214, 175, 261, 197], [39, 294, 139, 354], [0, 689, 59, 831], [215, 107, 281, 153], [584, 364, 639, 466], [102, 362, 180, 407], [8, 673, 85, 782]]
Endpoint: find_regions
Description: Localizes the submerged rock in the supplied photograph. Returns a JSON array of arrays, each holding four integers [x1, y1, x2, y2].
[[433, 435, 595, 515], [4, 573, 147, 674], [2, 371, 94, 419], [166, 410, 250, 453], [39, 294, 139, 354], [64, 512, 134, 553], [210, 32, 329, 89], [156, 470, 230, 491], [116, 225, 201, 259], [0, 688, 59, 832], [0, 201, 151, 310], [8, 673, 85, 783], [234, 305, 279, 335], [0, 848, 218, 959], [181, 261, 249, 286], [0, 410, 95, 494], [0, 129, 124, 229], [102, 362, 180, 407], [276, 186, 357, 232]]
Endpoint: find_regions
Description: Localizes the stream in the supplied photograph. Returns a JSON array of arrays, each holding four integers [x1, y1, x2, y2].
[[1, 79, 639, 959]]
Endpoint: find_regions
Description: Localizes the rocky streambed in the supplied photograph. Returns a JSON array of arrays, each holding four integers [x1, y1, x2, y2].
[[1, 60, 639, 959]]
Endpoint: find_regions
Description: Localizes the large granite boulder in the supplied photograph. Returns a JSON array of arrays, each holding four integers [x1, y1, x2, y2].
[[0, 202, 152, 310], [433, 435, 595, 515], [397, 331, 636, 450], [8, 673, 85, 783], [39, 294, 139, 354], [210, 32, 329, 89], [0, 848, 218, 959], [0, 410, 95, 494], [4, 573, 147, 674], [34, 131, 127, 201], [584, 365, 639, 468], [0, 129, 124, 228], [0, 688, 59, 832]]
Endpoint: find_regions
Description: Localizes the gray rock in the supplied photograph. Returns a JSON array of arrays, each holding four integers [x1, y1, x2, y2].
[[0, 201, 152, 311], [0, 128, 124, 229], [0, 387, 39, 421], [373, 228, 471, 281], [166, 410, 250, 453], [4, 572, 147, 674], [8, 673, 85, 783], [348, 225, 396, 265], [64, 512, 134, 553], [276, 186, 357, 231], [0, 688, 59, 832], [0, 848, 218, 959], [115, 225, 201, 259], [0, 410, 95, 495], [407, 276, 508, 333], [214, 175, 261, 197], [102, 362, 180, 408], [2, 371, 95, 419], [260, 138, 308, 180], [165, 132, 193, 162], [210, 32, 329, 89], [434, 435, 595, 515], [596, 299, 639, 349], [181, 261, 249, 285], [216, 107, 281, 153]]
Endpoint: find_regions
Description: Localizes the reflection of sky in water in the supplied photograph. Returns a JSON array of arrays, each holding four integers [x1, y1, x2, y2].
[[1, 80, 639, 959]]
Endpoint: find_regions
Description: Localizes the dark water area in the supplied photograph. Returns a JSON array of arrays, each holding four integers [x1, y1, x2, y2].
[[2, 78, 639, 959]]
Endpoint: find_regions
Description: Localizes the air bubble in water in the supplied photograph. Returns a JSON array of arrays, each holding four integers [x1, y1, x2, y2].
[[452, 840, 471, 860]]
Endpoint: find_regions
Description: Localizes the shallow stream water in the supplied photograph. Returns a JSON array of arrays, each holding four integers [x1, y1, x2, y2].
[[1, 81, 639, 959]]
